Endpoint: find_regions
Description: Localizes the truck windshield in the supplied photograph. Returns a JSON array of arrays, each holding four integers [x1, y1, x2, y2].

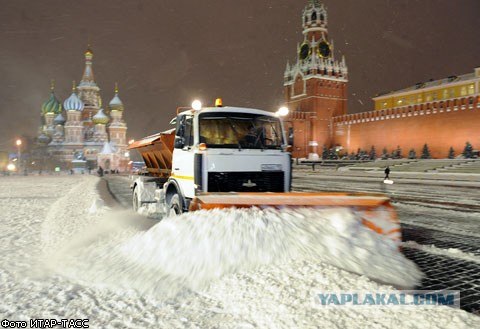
[[199, 112, 284, 149]]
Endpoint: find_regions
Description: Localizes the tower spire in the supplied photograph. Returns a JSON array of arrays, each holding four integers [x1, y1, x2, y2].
[[80, 46, 95, 84], [76, 45, 102, 114], [50, 79, 55, 92]]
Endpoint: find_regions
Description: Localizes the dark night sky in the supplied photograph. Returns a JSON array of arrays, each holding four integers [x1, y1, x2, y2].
[[0, 0, 479, 146]]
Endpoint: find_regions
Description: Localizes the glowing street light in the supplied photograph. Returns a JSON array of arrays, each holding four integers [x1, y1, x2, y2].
[[276, 106, 289, 117], [192, 100, 202, 111], [7, 163, 16, 171], [128, 139, 135, 145], [176, 99, 202, 114]]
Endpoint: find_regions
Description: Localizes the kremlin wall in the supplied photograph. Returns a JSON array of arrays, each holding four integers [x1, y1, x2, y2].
[[284, 1, 479, 159], [333, 94, 480, 158]]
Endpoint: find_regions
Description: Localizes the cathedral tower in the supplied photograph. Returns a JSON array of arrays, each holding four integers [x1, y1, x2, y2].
[[41, 81, 62, 138], [108, 84, 128, 155], [283, 0, 348, 158], [77, 47, 102, 124], [64, 82, 85, 145]]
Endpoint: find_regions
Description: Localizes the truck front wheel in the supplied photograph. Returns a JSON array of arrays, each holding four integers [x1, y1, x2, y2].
[[168, 194, 183, 216]]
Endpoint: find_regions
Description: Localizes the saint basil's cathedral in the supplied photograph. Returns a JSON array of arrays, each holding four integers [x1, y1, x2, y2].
[[37, 48, 129, 172], [284, 0, 480, 159]]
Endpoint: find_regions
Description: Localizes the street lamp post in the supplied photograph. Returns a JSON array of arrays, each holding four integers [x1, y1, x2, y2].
[[15, 139, 22, 174]]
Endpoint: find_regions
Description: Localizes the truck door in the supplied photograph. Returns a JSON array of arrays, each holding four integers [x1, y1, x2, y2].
[[172, 114, 195, 198]]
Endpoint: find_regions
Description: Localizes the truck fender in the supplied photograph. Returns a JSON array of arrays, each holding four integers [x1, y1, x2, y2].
[[164, 179, 186, 211], [132, 178, 156, 204]]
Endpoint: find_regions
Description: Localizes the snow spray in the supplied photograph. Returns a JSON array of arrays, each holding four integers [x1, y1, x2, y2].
[[48, 207, 423, 297]]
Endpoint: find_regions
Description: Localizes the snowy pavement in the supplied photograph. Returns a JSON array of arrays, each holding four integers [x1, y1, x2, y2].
[[1, 175, 479, 328], [293, 165, 480, 185], [293, 171, 480, 211]]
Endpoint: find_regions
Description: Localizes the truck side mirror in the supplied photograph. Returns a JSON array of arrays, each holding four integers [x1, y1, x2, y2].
[[174, 136, 185, 149], [176, 114, 185, 137], [177, 125, 184, 137]]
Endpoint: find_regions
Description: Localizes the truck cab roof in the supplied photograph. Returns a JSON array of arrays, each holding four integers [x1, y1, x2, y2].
[[176, 106, 277, 118]]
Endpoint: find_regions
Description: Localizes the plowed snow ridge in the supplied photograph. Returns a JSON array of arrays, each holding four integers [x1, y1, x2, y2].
[[52, 206, 422, 296]]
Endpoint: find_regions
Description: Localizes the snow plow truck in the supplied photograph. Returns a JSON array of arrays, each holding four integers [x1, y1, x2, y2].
[[128, 99, 401, 246]]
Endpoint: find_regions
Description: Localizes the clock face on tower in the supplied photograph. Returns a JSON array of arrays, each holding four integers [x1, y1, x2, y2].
[[299, 43, 310, 60], [318, 41, 331, 58]]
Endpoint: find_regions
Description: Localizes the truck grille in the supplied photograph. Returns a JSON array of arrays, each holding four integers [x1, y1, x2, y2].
[[207, 171, 284, 192]]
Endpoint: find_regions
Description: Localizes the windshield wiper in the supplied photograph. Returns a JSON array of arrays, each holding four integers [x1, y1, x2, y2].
[[268, 123, 282, 149], [226, 117, 243, 150], [248, 119, 267, 150]]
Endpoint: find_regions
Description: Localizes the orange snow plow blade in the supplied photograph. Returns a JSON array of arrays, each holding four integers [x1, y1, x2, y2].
[[189, 192, 401, 246]]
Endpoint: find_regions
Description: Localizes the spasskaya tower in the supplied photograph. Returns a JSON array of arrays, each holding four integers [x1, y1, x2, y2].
[[283, 0, 348, 159]]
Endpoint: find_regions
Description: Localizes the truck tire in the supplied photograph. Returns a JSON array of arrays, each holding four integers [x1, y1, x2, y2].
[[132, 186, 140, 212], [168, 194, 183, 216]]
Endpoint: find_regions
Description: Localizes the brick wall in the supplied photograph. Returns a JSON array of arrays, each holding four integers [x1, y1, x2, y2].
[[333, 98, 480, 158]]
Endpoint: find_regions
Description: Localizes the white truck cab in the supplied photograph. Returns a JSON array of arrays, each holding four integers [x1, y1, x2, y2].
[[131, 105, 292, 217]]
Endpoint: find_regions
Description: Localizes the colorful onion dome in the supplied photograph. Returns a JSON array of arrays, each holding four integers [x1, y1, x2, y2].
[[41, 81, 62, 115], [63, 81, 84, 111], [63, 92, 84, 111], [54, 113, 65, 125], [92, 109, 109, 125], [109, 83, 124, 112]]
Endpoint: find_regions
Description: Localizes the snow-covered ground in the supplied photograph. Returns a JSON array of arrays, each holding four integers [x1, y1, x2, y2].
[[293, 170, 480, 209], [402, 241, 480, 264], [396, 203, 480, 237], [0, 175, 479, 328]]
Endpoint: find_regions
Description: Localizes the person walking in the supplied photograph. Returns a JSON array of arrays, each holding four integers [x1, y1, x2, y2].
[[384, 166, 390, 180]]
